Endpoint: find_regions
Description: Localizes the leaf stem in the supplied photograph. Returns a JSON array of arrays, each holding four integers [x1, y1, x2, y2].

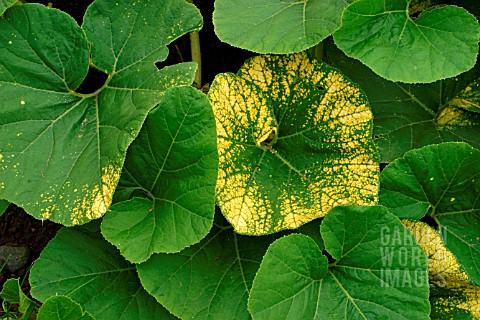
[[187, 0, 202, 89]]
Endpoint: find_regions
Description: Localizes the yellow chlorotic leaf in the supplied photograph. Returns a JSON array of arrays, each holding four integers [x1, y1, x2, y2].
[[403, 220, 479, 319], [208, 53, 379, 235]]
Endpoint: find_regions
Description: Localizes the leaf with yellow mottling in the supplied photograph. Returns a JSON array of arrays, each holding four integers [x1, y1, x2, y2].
[[436, 103, 480, 129], [380, 142, 480, 285], [403, 220, 480, 319], [0, 1, 202, 225], [208, 53, 379, 235], [448, 78, 480, 113]]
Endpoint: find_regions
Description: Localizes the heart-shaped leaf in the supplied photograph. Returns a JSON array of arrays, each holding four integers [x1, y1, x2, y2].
[[137, 213, 323, 320], [248, 234, 328, 318], [37, 296, 94, 320], [379, 142, 480, 285], [403, 220, 480, 320], [323, 39, 480, 162], [248, 206, 430, 319], [333, 0, 480, 83], [101, 86, 218, 263], [208, 52, 379, 235], [0, 1, 202, 225], [29, 224, 177, 320], [213, 0, 349, 54]]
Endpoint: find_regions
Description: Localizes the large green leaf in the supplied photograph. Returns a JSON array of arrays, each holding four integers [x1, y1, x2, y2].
[[403, 220, 480, 320], [323, 38, 480, 162], [248, 206, 430, 319], [37, 296, 94, 320], [333, 0, 480, 83], [379, 142, 480, 285], [101, 86, 218, 263], [137, 213, 323, 320], [207, 53, 379, 235], [0, 1, 202, 225], [29, 224, 177, 320], [213, 0, 349, 54]]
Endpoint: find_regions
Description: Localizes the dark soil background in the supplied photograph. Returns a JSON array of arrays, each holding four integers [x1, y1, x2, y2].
[[0, 205, 61, 298], [1, 0, 253, 316]]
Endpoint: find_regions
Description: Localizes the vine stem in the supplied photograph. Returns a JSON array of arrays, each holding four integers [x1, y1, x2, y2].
[[187, 0, 202, 89]]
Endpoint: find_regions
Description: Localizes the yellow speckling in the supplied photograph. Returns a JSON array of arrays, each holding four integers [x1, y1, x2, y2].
[[20, 100, 25, 105], [69, 164, 121, 224], [403, 221, 479, 318], [35, 164, 121, 225], [208, 53, 379, 235], [437, 105, 476, 128], [450, 197, 455, 202]]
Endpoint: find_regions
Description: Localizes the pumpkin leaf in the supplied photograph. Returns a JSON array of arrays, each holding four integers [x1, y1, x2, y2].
[[0, 0, 202, 225], [213, 0, 350, 54], [403, 220, 480, 319], [379, 142, 480, 285], [248, 206, 430, 319], [333, 0, 480, 83], [29, 225, 177, 320], [37, 296, 95, 320], [207, 52, 379, 235], [137, 212, 323, 320], [101, 86, 218, 263], [323, 38, 480, 162]]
